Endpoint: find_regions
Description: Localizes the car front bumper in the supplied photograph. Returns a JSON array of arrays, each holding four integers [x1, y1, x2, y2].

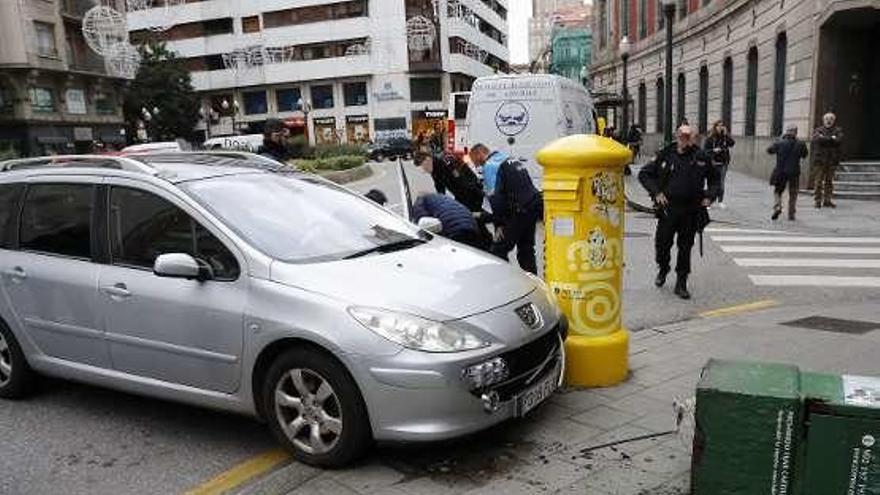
[[350, 313, 567, 443]]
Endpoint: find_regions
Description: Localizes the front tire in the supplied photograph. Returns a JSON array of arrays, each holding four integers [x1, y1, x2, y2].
[[0, 322, 36, 399], [262, 348, 371, 468]]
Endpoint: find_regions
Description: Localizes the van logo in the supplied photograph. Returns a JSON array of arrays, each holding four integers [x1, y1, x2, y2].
[[495, 102, 529, 136]]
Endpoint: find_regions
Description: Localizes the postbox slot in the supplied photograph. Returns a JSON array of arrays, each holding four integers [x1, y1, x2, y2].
[[543, 175, 581, 211]]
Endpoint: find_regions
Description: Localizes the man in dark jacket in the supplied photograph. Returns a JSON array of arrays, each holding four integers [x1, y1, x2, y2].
[[811, 112, 844, 208], [469, 143, 542, 274], [639, 125, 720, 300], [414, 150, 484, 212], [703, 121, 736, 208], [258, 119, 293, 163], [412, 193, 486, 250], [768, 125, 809, 221]]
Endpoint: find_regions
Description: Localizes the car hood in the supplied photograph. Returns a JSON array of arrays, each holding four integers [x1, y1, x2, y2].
[[269, 240, 535, 320]]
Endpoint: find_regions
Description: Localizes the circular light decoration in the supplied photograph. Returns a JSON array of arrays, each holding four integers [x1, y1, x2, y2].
[[345, 41, 370, 57], [104, 42, 141, 79], [82, 5, 128, 56], [405, 16, 436, 52]]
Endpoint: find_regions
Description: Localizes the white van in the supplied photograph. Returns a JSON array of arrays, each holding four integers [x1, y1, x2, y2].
[[203, 134, 264, 153], [465, 74, 596, 187]]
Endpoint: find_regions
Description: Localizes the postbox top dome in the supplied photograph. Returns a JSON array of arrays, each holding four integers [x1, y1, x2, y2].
[[536, 135, 632, 169]]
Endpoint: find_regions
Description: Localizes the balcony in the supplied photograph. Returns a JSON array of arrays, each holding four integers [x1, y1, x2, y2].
[[61, 0, 98, 19], [70, 50, 107, 75]]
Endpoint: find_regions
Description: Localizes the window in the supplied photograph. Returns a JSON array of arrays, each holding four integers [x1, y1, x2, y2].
[[638, 82, 647, 130], [410, 77, 442, 102], [29, 87, 55, 112], [34, 22, 57, 57], [772, 32, 788, 137], [202, 18, 234, 36], [109, 187, 239, 280], [655, 77, 664, 134], [657, 1, 665, 29], [639, 0, 647, 39], [621, 0, 629, 37], [0, 185, 23, 249], [276, 87, 302, 112], [95, 91, 116, 115], [598, 0, 607, 48], [343, 82, 367, 106], [243, 90, 268, 115], [310, 85, 335, 109], [242, 15, 260, 33], [678, 0, 687, 20], [263, 0, 368, 29], [722, 57, 732, 129], [20, 184, 94, 259], [699, 66, 709, 135], [677, 72, 686, 127], [745, 47, 758, 136], [0, 85, 12, 112]]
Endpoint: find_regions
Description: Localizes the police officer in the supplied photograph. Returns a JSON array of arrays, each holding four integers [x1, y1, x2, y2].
[[412, 193, 487, 250], [414, 150, 484, 212], [468, 143, 542, 275], [639, 125, 720, 300]]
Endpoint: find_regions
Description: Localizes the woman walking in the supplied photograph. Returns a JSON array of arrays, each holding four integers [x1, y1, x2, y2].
[[703, 121, 736, 209]]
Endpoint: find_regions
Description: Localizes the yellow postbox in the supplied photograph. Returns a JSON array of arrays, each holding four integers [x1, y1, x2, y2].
[[536, 135, 632, 388]]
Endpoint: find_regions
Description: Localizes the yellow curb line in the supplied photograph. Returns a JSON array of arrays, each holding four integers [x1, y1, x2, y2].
[[182, 449, 290, 495], [699, 299, 780, 319]]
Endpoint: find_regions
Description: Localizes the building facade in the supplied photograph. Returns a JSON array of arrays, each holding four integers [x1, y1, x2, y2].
[[0, 0, 128, 157], [551, 27, 592, 84], [590, 0, 880, 177], [128, 0, 509, 145], [529, 0, 585, 64]]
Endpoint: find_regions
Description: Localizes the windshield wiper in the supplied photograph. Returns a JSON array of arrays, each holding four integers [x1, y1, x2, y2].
[[342, 238, 426, 260]]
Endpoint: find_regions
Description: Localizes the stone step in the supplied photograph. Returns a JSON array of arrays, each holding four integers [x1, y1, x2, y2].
[[839, 161, 880, 173], [833, 181, 880, 192], [834, 171, 880, 182], [834, 191, 880, 201]]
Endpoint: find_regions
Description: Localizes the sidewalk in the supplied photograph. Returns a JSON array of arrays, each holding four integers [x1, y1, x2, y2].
[[238, 300, 880, 495]]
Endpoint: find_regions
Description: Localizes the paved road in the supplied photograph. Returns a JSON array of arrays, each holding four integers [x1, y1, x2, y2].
[[3, 161, 880, 494]]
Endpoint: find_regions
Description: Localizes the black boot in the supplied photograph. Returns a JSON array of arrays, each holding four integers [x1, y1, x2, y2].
[[674, 275, 691, 300], [655, 268, 670, 288]]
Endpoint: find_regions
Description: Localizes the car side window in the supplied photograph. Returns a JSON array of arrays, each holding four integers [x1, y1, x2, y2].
[[19, 184, 94, 259], [109, 187, 240, 280], [0, 184, 23, 249]]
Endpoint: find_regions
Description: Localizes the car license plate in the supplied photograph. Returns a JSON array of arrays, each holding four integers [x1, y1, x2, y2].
[[516, 363, 561, 417]]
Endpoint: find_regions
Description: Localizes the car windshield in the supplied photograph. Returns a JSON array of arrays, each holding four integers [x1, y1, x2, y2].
[[181, 173, 427, 263]]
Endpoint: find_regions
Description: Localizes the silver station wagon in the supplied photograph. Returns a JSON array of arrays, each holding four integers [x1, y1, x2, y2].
[[0, 153, 565, 467]]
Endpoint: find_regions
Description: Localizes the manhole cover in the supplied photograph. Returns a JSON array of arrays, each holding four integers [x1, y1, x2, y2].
[[780, 316, 880, 334]]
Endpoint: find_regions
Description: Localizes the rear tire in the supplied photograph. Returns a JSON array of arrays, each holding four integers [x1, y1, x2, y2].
[[0, 322, 36, 399], [262, 347, 371, 468], [374, 153, 384, 162]]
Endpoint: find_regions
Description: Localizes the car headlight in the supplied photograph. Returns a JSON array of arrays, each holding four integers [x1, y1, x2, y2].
[[348, 307, 486, 353]]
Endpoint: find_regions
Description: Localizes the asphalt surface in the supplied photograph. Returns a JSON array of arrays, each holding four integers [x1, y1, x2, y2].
[[2, 160, 879, 494]]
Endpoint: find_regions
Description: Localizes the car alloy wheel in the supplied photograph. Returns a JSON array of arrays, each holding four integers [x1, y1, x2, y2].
[[274, 368, 343, 455], [0, 332, 11, 388]]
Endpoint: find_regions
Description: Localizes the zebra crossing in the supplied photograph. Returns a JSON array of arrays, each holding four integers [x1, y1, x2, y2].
[[707, 227, 880, 288]]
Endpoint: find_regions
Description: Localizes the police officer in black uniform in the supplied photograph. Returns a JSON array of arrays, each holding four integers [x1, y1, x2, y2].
[[469, 143, 542, 275], [639, 125, 720, 299]]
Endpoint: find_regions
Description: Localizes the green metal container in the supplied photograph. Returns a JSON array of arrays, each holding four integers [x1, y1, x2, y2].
[[801, 372, 880, 495], [692, 359, 803, 495]]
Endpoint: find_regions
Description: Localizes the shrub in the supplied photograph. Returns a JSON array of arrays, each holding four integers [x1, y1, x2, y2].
[[314, 143, 367, 159], [286, 135, 314, 159], [0, 144, 20, 161], [294, 154, 365, 172]]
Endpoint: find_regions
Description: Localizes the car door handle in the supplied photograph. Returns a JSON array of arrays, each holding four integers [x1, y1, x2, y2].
[[2, 267, 27, 282], [101, 283, 131, 299]]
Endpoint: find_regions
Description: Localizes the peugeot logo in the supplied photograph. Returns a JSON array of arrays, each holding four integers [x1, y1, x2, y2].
[[515, 303, 543, 330]]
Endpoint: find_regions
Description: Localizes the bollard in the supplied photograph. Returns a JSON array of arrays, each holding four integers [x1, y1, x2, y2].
[[536, 135, 632, 387]]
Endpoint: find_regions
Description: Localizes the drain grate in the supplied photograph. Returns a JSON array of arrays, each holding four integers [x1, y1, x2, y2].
[[780, 316, 880, 335]]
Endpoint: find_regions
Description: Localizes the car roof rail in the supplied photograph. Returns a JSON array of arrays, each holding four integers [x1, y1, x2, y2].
[[0, 155, 156, 174]]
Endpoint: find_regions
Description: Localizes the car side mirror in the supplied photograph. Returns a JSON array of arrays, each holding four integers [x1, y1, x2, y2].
[[154, 253, 214, 281], [417, 217, 443, 234]]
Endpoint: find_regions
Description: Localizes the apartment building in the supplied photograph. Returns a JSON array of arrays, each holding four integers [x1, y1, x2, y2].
[[128, 0, 509, 144], [528, 0, 585, 64], [590, 0, 880, 177], [0, 0, 128, 156]]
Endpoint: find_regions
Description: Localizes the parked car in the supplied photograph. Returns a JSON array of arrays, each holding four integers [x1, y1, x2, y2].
[[367, 137, 413, 162], [203, 134, 264, 153], [0, 152, 565, 467], [121, 140, 190, 155]]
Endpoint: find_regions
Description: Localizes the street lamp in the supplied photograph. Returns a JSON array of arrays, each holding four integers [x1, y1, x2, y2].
[[297, 97, 312, 144], [661, 0, 676, 144], [221, 98, 239, 135], [619, 36, 631, 135]]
